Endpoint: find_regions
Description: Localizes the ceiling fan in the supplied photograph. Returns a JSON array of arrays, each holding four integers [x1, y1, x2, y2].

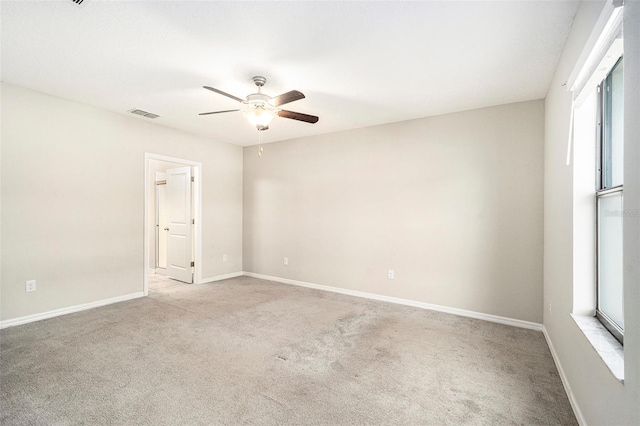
[[199, 76, 319, 131]]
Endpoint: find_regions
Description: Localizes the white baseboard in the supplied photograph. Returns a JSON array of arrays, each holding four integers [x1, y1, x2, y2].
[[242, 272, 543, 331], [0, 292, 145, 330], [542, 326, 586, 426], [1, 270, 542, 333], [198, 271, 243, 284], [1, 271, 244, 329]]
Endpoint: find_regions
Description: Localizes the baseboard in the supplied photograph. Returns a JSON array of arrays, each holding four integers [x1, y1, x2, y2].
[[0, 272, 244, 328], [198, 271, 243, 284], [0, 292, 145, 330], [242, 272, 543, 331], [542, 326, 586, 426]]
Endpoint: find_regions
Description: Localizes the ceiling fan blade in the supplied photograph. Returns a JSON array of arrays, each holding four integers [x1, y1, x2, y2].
[[203, 86, 244, 103], [278, 110, 319, 124], [271, 90, 305, 107], [198, 109, 240, 116]]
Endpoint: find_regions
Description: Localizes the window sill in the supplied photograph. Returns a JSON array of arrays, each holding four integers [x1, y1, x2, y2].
[[571, 314, 624, 383]]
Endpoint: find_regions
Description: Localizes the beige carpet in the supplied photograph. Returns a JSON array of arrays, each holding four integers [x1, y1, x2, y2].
[[1, 275, 576, 425]]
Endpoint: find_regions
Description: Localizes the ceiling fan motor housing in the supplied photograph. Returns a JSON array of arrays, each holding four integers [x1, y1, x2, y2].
[[244, 93, 279, 114], [246, 93, 272, 104]]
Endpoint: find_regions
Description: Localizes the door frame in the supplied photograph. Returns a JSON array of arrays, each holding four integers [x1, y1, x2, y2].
[[155, 171, 167, 271], [143, 153, 202, 295]]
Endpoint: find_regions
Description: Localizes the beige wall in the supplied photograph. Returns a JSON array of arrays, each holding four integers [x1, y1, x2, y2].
[[544, 0, 640, 424], [244, 100, 544, 323], [0, 83, 243, 321]]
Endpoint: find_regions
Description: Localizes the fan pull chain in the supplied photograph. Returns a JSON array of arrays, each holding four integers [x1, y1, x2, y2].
[[258, 130, 263, 157]]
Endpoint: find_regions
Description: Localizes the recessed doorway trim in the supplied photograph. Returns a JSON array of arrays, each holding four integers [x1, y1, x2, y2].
[[143, 153, 203, 296]]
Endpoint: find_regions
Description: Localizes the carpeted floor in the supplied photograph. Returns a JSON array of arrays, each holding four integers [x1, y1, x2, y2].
[[1, 275, 576, 425]]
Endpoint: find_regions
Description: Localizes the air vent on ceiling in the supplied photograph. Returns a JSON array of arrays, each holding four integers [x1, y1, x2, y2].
[[129, 109, 160, 119]]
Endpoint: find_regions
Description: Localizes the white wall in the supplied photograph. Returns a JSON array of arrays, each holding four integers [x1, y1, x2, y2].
[[544, 0, 640, 424], [244, 100, 544, 323], [0, 83, 243, 322]]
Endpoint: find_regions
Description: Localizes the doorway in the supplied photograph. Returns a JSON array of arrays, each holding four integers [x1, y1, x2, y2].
[[144, 153, 202, 295], [152, 162, 192, 281]]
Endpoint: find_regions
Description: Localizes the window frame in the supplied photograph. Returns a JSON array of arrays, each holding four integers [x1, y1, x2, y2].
[[595, 56, 624, 345]]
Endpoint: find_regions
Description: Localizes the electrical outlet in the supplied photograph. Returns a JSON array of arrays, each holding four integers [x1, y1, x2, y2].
[[223, 254, 228, 262], [388, 270, 395, 279], [283, 257, 288, 266], [26, 280, 36, 293]]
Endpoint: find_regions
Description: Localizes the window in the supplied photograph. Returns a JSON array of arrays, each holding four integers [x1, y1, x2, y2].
[[596, 57, 624, 344], [567, 2, 625, 379]]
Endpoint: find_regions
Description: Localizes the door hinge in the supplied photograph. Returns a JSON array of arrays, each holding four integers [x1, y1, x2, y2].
[[192, 219, 195, 225], [191, 261, 195, 267], [191, 176, 195, 182]]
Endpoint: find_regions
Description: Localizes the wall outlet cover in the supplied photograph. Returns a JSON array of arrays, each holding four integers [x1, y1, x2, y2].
[[26, 280, 36, 292]]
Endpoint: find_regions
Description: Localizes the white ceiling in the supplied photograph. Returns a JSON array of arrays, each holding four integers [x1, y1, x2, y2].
[[1, 0, 579, 147]]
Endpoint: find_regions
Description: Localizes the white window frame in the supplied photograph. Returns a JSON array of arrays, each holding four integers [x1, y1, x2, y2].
[[595, 57, 624, 344]]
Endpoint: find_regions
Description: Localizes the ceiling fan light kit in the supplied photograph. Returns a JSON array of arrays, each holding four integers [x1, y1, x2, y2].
[[241, 92, 278, 128]]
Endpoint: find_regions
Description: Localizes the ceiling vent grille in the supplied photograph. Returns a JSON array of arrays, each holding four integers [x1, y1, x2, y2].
[[129, 109, 160, 119]]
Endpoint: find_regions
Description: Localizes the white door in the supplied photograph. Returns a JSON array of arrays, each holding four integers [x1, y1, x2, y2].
[[166, 166, 193, 283]]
